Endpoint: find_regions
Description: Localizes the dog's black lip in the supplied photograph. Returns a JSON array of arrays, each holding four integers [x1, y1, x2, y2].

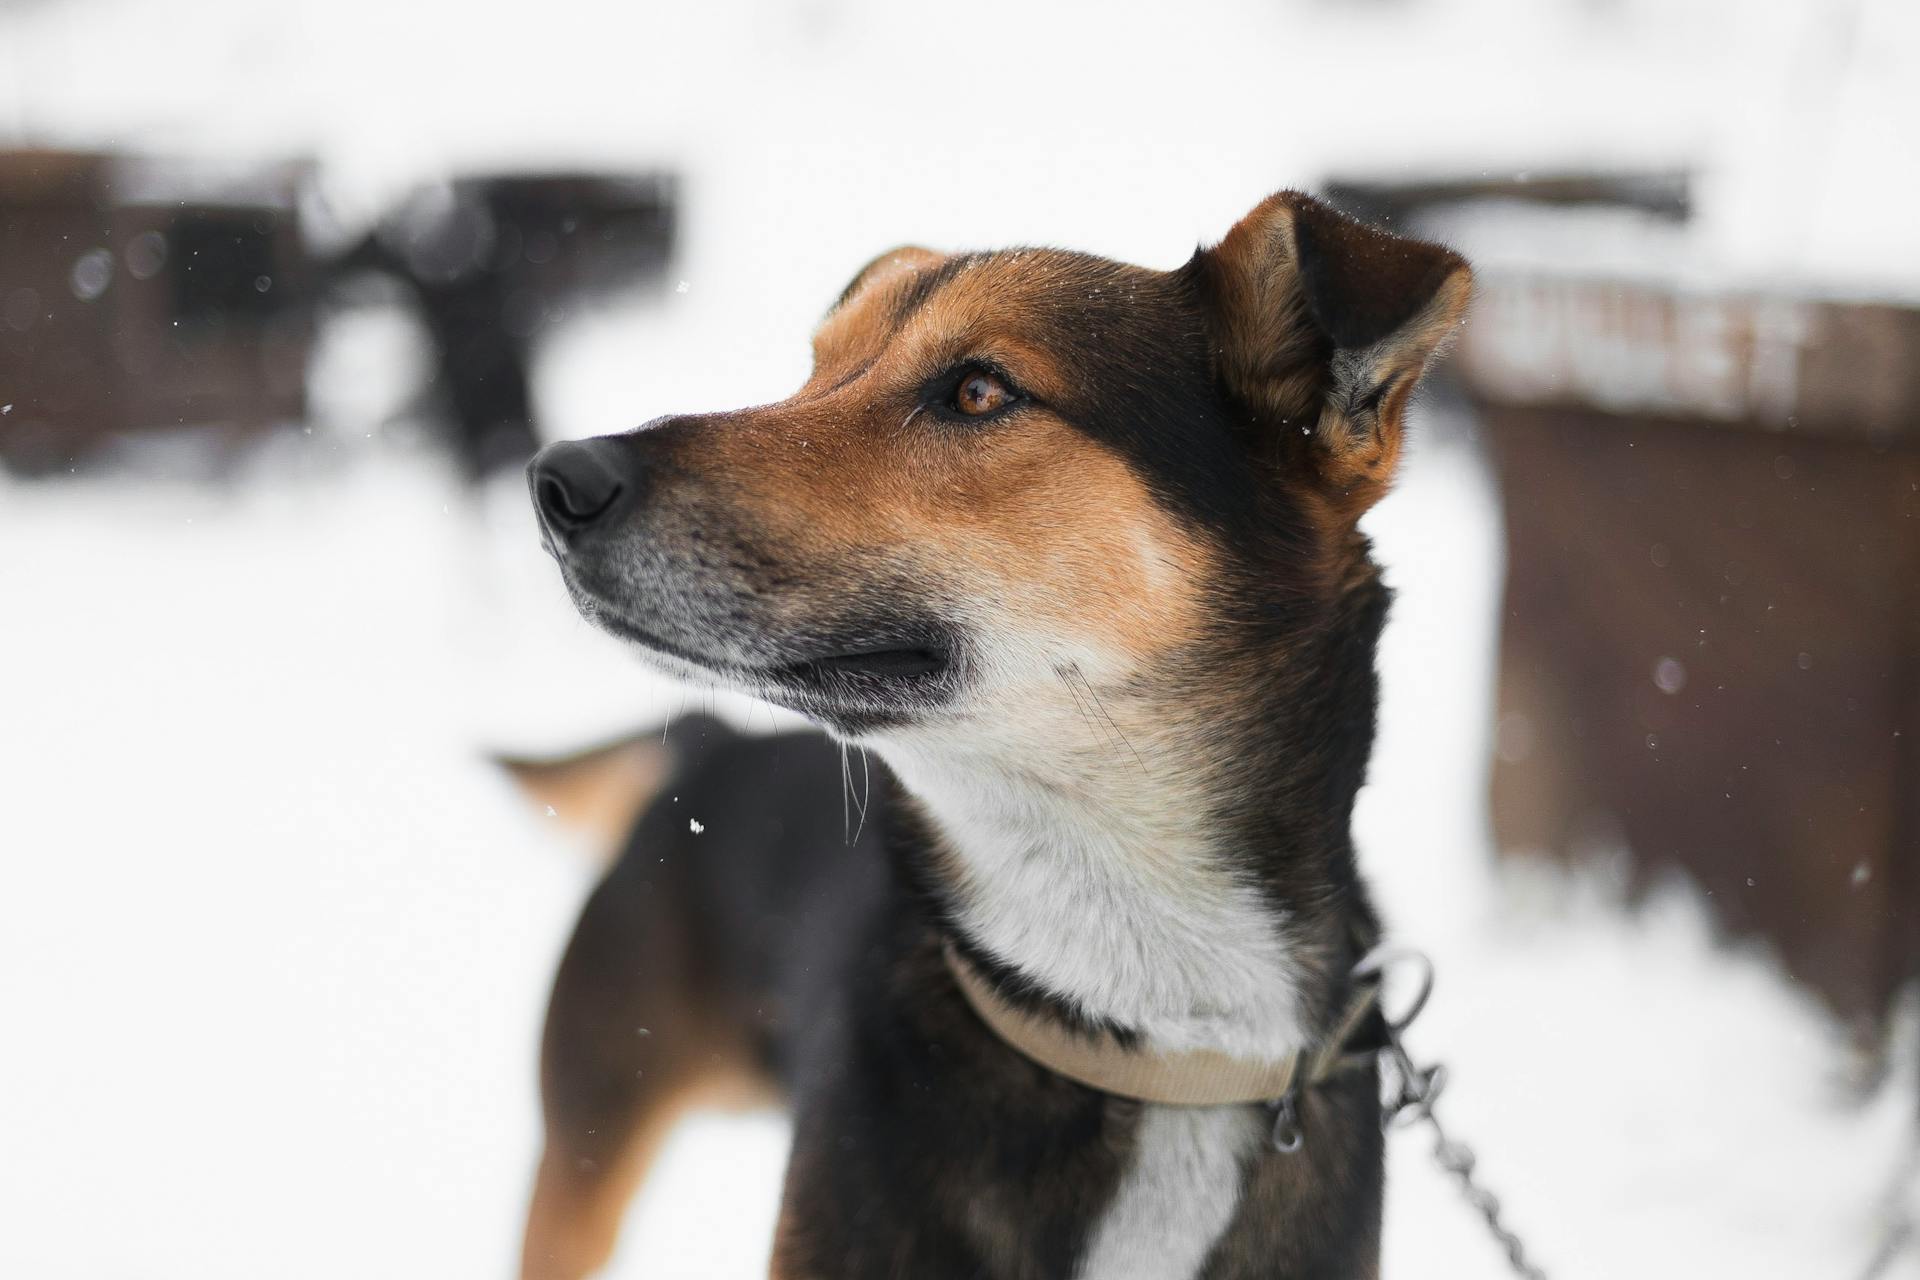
[[774, 645, 950, 684]]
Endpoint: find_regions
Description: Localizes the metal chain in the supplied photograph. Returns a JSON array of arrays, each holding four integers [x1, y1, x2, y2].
[[1270, 946, 1549, 1277], [1855, 1140, 1918, 1280], [1370, 950, 1549, 1280], [1290, 944, 1920, 1280]]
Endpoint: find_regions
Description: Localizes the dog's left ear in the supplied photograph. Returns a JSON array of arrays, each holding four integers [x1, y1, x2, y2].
[[1193, 191, 1471, 517]]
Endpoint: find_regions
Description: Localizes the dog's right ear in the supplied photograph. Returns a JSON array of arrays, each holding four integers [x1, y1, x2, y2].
[[1192, 191, 1470, 520], [828, 244, 946, 315]]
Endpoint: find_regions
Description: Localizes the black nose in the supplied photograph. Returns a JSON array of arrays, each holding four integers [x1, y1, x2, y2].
[[529, 439, 631, 544]]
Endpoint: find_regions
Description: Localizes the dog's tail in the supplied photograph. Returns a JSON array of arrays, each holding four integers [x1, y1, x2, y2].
[[493, 714, 739, 865]]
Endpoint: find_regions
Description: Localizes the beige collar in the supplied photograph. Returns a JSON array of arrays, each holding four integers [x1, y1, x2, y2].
[[943, 941, 1380, 1107]]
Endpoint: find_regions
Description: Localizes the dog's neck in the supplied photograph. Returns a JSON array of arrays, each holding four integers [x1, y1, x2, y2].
[[871, 586, 1384, 1064]]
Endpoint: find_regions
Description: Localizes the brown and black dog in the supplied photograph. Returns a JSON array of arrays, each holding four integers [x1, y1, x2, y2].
[[520, 189, 1470, 1279]]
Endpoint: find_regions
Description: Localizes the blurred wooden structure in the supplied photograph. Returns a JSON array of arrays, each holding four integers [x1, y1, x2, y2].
[[1329, 174, 1920, 1036], [1461, 280, 1920, 1035], [0, 149, 314, 470], [1, 154, 678, 476]]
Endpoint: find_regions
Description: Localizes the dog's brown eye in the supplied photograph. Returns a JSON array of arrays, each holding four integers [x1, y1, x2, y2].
[[953, 371, 1013, 417]]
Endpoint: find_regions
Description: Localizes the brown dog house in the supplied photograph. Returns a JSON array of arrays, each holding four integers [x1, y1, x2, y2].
[[0, 149, 313, 470], [1457, 252, 1920, 1039]]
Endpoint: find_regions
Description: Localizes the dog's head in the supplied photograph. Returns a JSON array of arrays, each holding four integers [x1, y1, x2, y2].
[[531, 191, 1468, 742]]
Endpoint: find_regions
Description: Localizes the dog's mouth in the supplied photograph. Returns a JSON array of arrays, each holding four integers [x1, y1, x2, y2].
[[576, 579, 956, 713], [775, 644, 951, 685]]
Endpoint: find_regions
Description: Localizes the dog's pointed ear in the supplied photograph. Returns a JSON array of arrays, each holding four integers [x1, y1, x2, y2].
[[829, 244, 946, 314], [1194, 191, 1471, 517]]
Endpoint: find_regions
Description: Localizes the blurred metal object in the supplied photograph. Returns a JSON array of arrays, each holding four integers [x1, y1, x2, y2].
[[0, 148, 314, 471], [1268, 1091, 1304, 1154], [1856, 1139, 1918, 1280], [1398, 1074, 1549, 1280], [1352, 945, 1435, 1032]]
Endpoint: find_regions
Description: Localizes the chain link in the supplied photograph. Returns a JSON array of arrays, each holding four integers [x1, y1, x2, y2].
[[1855, 1141, 1919, 1280], [1374, 959, 1549, 1280]]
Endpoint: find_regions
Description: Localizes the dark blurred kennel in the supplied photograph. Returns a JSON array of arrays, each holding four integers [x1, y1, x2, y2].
[[0, 149, 313, 471], [0, 149, 677, 476]]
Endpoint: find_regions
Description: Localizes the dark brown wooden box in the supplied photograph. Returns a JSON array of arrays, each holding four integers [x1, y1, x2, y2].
[[1455, 274, 1920, 1035], [0, 149, 312, 469]]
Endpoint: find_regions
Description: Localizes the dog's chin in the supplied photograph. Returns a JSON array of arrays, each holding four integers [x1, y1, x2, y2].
[[568, 586, 960, 733], [562, 587, 732, 683]]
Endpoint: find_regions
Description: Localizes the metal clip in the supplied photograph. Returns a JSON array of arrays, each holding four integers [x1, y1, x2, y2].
[[1352, 945, 1435, 1033], [1270, 1090, 1304, 1154]]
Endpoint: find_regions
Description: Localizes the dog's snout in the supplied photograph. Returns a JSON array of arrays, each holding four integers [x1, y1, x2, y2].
[[530, 439, 634, 545]]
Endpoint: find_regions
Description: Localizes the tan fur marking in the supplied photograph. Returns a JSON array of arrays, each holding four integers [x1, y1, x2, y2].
[[497, 738, 670, 866], [699, 406, 1212, 663], [810, 244, 947, 382], [522, 1065, 779, 1280], [687, 256, 1220, 667]]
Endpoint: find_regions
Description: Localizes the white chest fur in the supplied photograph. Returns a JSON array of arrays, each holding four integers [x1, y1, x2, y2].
[[881, 738, 1309, 1063], [1076, 1104, 1262, 1279]]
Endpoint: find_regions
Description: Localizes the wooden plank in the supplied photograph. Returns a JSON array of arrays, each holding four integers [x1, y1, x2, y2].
[[1457, 275, 1920, 439]]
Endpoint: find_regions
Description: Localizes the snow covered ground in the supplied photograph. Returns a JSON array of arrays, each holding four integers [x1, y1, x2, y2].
[[3, 0, 1918, 1274]]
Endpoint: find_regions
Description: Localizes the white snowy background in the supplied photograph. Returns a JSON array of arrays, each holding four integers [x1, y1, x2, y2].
[[2, 0, 1917, 1276]]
